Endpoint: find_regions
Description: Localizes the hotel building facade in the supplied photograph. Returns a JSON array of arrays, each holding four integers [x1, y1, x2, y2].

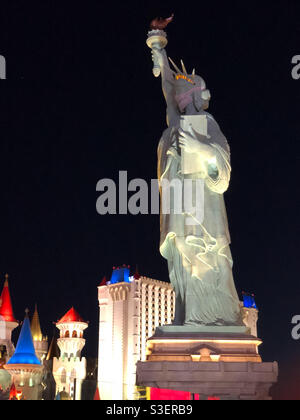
[[97, 267, 175, 400]]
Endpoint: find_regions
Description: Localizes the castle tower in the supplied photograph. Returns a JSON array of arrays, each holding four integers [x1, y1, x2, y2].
[[30, 304, 48, 362], [52, 307, 88, 400], [4, 309, 43, 400], [0, 275, 19, 361]]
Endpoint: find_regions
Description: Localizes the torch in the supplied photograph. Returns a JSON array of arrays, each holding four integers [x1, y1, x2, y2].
[[146, 14, 174, 78]]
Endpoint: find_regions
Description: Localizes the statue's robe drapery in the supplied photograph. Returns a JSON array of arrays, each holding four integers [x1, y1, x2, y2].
[[158, 111, 242, 326]]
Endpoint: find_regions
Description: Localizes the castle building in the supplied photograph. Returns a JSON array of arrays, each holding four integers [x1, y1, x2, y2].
[[52, 307, 88, 400], [4, 309, 43, 400], [97, 266, 175, 400], [30, 304, 48, 362], [0, 275, 19, 361]]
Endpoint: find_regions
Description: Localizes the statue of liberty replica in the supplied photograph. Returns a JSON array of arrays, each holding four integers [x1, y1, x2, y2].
[[147, 15, 243, 328], [136, 16, 278, 400]]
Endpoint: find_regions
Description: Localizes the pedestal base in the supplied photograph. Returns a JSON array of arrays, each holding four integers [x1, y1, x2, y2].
[[136, 329, 278, 400], [136, 360, 278, 400]]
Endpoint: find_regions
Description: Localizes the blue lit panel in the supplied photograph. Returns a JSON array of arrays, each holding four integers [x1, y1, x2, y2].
[[243, 294, 257, 309], [110, 267, 131, 284], [7, 316, 41, 366]]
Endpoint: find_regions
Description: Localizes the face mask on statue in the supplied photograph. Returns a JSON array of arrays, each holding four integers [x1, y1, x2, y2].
[[175, 86, 210, 112]]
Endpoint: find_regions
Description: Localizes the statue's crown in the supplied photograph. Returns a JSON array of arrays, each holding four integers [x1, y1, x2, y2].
[[169, 57, 196, 85]]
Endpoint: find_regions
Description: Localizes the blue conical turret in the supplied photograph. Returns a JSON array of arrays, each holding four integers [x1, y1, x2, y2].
[[6, 309, 41, 366]]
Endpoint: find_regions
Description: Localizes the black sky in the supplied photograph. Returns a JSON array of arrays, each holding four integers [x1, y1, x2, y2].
[[0, 0, 299, 399]]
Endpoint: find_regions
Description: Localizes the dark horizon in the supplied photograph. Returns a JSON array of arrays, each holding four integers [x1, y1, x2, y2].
[[1, 0, 299, 399]]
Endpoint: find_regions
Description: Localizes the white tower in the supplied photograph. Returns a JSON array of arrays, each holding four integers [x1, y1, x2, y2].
[[52, 307, 88, 400]]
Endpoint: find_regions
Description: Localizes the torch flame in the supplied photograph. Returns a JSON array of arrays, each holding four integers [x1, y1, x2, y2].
[[150, 13, 174, 30]]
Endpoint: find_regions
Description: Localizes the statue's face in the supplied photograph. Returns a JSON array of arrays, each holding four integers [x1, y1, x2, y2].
[[174, 74, 210, 112]]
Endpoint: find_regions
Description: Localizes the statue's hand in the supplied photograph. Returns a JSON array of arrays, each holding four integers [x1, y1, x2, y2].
[[178, 128, 214, 160], [178, 128, 204, 153]]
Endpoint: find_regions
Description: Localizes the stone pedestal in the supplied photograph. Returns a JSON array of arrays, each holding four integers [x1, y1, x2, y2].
[[136, 326, 278, 400]]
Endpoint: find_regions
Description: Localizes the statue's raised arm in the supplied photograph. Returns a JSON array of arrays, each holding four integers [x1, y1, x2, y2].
[[146, 14, 179, 126]]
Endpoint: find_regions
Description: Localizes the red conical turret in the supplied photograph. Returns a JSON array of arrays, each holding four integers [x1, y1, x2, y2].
[[57, 307, 85, 324], [99, 276, 107, 287], [133, 265, 141, 280], [0, 275, 17, 323]]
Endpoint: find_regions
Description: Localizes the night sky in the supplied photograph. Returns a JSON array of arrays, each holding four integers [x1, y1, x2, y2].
[[1, 1, 299, 399]]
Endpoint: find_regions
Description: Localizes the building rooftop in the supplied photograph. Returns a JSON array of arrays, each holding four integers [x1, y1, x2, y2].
[[0, 275, 17, 323], [242, 293, 257, 309], [30, 304, 43, 342], [46, 335, 60, 360], [6, 310, 41, 366], [109, 266, 131, 285], [57, 307, 86, 324]]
